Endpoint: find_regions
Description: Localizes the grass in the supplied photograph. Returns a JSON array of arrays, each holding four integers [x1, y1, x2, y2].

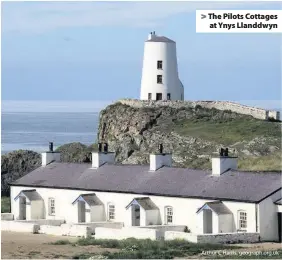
[[1, 196, 11, 213], [52, 237, 242, 259], [238, 151, 282, 171], [173, 118, 281, 145]]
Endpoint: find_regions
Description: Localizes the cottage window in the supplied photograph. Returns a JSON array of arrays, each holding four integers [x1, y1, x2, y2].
[[157, 75, 163, 84], [157, 60, 163, 69], [108, 203, 115, 221], [48, 198, 55, 216], [238, 210, 247, 230], [165, 206, 173, 224]]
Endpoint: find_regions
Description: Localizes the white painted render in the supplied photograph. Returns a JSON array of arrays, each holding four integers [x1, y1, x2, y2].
[[42, 152, 60, 166], [92, 152, 115, 168], [10, 185, 260, 236], [140, 33, 184, 101], [212, 157, 238, 176], [149, 154, 172, 171], [258, 189, 282, 241]]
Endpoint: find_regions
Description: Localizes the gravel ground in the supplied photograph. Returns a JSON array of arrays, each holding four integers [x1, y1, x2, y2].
[[1, 231, 118, 259]]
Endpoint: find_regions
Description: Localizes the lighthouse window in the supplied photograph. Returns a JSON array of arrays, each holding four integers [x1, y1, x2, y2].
[[157, 75, 163, 84], [157, 60, 163, 69]]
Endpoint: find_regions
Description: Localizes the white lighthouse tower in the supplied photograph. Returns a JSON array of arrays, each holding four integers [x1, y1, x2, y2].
[[140, 32, 184, 101]]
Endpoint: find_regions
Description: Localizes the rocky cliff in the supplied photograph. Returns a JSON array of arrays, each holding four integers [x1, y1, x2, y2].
[[1, 143, 98, 195], [98, 101, 281, 170], [2, 100, 281, 195]]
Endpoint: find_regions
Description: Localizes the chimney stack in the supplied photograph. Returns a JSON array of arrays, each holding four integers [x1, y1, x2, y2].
[[212, 148, 237, 176], [150, 144, 172, 171], [92, 142, 115, 168], [98, 143, 102, 152], [42, 142, 60, 166]]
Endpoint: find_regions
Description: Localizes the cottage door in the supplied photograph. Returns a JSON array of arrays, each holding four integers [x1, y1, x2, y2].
[[19, 197, 26, 220]]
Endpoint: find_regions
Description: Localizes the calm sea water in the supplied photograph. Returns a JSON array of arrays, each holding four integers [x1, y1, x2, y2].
[[1, 112, 99, 154]]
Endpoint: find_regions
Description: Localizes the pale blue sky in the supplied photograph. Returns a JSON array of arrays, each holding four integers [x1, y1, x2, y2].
[[1, 1, 281, 111]]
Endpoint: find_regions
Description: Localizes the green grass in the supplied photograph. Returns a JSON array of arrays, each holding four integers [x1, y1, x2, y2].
[[49, 239, 72, 245], [238, 151, 282, 171], [173, 118, 281, 145], [51, 237, 241, 259], [1, 196, 11, 213]]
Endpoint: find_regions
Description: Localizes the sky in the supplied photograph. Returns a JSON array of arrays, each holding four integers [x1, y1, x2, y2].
[[1, 1, 282, 112]]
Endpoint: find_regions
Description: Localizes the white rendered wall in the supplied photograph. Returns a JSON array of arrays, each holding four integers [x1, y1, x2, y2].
[[92, 152, 115, 168], [218, 214, 233, 233], [258, 189, 282, 241], [140, 40, 183, 101], [150, 154, 172, 171], [31, 200, 44, 219], [146, 209, 160, 225], [212, 157, 238, 176], [10, 186, 258, 234], [42, 152, 60, 166]]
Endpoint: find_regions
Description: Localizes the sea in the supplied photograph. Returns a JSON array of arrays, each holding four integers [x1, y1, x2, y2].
[[1, 112, 99, 154]]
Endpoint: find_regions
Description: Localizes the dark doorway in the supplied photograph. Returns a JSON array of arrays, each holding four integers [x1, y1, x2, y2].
[[156, 93, 162, 100], [278, 213, 282, 242], [19, 197, 26, 220], [167, 93, 171, 100]]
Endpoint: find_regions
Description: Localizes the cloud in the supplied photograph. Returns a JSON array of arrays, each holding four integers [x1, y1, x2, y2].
[[2, 1, 270, 34]]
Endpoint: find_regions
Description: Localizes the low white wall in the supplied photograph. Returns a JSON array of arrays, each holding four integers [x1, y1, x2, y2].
[[165, 231, 260, 244], [165, 231, 198, 243], [1, 213, 14, 221], [39, 224, 91, 238], [139, 225, 187, 234], [16, 219, 65, 226], [1, 220, 40, 233], [95, 227, 162, 240], [76, 222, 123, 233], [198, 232, 260, 244]]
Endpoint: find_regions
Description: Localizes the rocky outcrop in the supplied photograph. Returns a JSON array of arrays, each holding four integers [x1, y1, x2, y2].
[[98, 101, 281, 170], [1, 143, 99, 195], [1, 150, 41, 196]]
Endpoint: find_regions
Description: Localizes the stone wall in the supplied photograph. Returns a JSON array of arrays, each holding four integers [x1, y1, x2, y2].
[[164, 231, 260, 244], [118, 99, 280, 120], [1, 220, 40, 233], [197, 232, 260, 244], [95, 227, 163, 240], [1, 213, 14, 221], [39, 223, 91, 238]]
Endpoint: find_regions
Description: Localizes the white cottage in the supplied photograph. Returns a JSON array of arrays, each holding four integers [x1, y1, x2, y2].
[[9, 143, 282, 242]]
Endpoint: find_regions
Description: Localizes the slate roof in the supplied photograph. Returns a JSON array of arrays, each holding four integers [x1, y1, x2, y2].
[[72, 193, 103, 206], [197, 201, 232, 215], [126, 197, 159, 210], [274, 198, 282, 205], [11, 163, 282, 203], [14, 189, 42, 201], [146, 36, 175, 43]]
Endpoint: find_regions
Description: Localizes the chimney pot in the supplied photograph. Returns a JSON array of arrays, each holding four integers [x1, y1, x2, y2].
[[49, 142, 53, 152], [159, 144, 163, 154], [103, 143, 108, 153], [98, 143, 102, 152]]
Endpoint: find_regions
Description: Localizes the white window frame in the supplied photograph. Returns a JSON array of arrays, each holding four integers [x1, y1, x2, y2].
[[165, 206, 173, 225], [107, 203, 115, 221], [238, 210, 247, 230], [48, 198, 55, 216]]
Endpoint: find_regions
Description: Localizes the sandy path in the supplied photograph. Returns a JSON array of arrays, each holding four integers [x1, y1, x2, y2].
[[1, 231, 118, 259]]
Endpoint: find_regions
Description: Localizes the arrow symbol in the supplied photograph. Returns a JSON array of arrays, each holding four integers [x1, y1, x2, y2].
[[201, 14, 207, 19]]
